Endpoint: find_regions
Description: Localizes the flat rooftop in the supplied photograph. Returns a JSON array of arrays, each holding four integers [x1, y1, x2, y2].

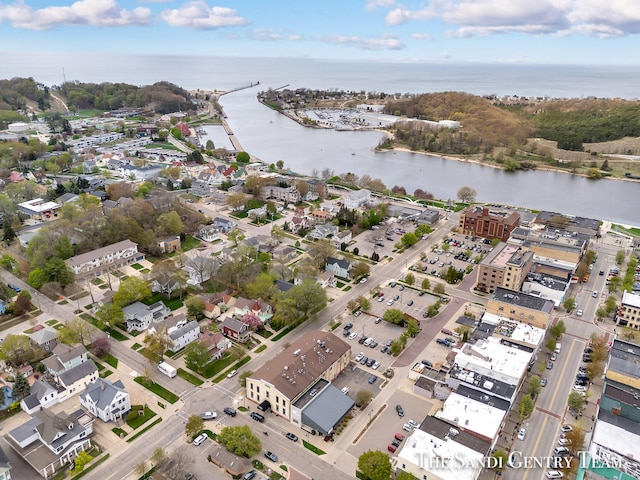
[[480, 313, 545, 347], [435, 391, 507, 440], [622, 291, 640, 309], [492, 287, 554, 313], [453, 337, 532, 386], [590, 409, 640, 471]]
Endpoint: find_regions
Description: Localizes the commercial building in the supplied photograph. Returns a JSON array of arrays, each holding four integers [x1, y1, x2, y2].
[[617, 291, 640, 329], [246, 330, 352, 434], [579, 339, 640, 479], [509, 226, 588, 265], [486, 287, 554, 330], [65, 240, 144, 279], [458, 206, 520, 242], [18, 198, 61, 218], [476, 243, 533, 293], [521, 272, 570, 307]]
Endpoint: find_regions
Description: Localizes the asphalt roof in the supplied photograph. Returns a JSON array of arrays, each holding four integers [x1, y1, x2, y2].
[[418, 416, 491, 455], [608, 340, 640, 381], [492, 287, 554, 313], [58, 360, 97, 387], [300, 384, 355, 435]]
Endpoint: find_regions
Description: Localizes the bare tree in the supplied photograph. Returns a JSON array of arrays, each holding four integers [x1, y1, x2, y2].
[[321, 168, 334, 179], [185, 250, 218, 284], [457, 186, 477, 203]]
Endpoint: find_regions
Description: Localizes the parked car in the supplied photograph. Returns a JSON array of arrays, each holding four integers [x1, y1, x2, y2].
[[560, 425, 573, 433], [341, 387, 349, 395], [395, 433, 405, 441], [390, 282, 396, 288], [223, 407, 237, 417], [541, 378, 547, 387], [227, 370, 237, 378], [372, 361, 380, 370], [355, 352, 365, 362], [576, 309, 583, 317], [546, 471, 563, 479], [407, 300, 414, 306], [366, 358, 375, 367], [375, 317, 382, 324], [554, 446, 570, 456], [546, 361, 554, 370], [436, 338, 450, 346], [359, 356, 368, 365], [517, 428, 526, 440], [353, 310, 362, 317], [250, 412, 265, 422], [378, 296, 385, 302], [551, 353, 558, 361], [421, 359, 433, 368], [396, 404, 405, 417], [286, 432, 299, 442], [558, 438, 569, 446], [264, 451, 278, 462], [243, 470, 257, 480], [7, 283, 20, 293], [441, 328, 454, 335], [391, 438, 401, 447], [348, 331, 358, 340], [369, 341, 378, 349], [344, 323, 353, 330], [387, 444, 397, 453], [368, 375, 377, 384], [193, 433, 208, 446]]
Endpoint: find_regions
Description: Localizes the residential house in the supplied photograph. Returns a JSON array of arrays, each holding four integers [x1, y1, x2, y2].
[[175, 122, 190, 137], [0, 445, 12, 480], [242, 235, 276, 253], [317, 271, 337, 289], [167, 320, 200, 351], [325, 257, 352, 279], [272, 245, 298, 260], [289, 216, 310, 234], [79, 378, 130, 423], [214, 217, 236, 234], [189, 180, 213, 197], [6, 409, 93, 478], [42, 345, 89, 377], [27, 327, 59, 352], [200, 293, 236, 319], [118, 164, 163, 181], [209, 446, 250, 477], [308, 224, 338, 240], [221, 317, 251, 343], [311, 209, 330, 222], [57, 361, 99, 400], [332, 230, 352, 248], [158, 235, 181, 253], [343, 189, 370, 209], [197, 225, 220, 243], [122, 301, 172, 332], [20, 380, 59, 415], [232, 297, 273, 324], [199, 331, 232, 360], [65, 240, 144, 279], [319, 202, 338, 215]]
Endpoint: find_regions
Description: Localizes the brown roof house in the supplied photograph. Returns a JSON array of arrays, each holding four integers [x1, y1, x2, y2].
[[209, 446, 250, 476]]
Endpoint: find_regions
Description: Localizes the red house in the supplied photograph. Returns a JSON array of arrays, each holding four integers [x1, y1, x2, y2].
[[221, 317, 251, 343]]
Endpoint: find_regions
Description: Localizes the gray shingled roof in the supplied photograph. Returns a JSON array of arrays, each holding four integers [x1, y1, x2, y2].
[[81, 378, 126, 411], [58, 360, 97, 386], [168, 321, 199, 340], [22, 380, 57, 410], [27, 327, 59, 345]]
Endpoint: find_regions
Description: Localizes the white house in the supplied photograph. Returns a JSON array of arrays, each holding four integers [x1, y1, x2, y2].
[[343, 189, 370, 209], [20, 380, 59, 415], [197, 225, 220, 243], [332, 230, 352, 248], [80, 378, 130, 423], [122, 301, 172, 332], [325, 256, 352, 279], [7, 409, 93, 478], [65, 240, 144, 279], [167, 321, 200, 351]]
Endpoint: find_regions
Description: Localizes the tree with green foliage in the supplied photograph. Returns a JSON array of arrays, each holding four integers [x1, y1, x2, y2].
[[383, 308, 404, 325], [112, 277, 151, 308], [184, 341, 211, 372], [182, 296, 204, 322], [491, 450, 509, 472], [58, 317, 96, 346], [390, 338, 404, 356], [246, 272, 276, 300], [406, 318, 420, 337], [0, 334, 42, 366], [217, 425, 261, 458], [607, 275, 622, 293], [616, 250, 626, 265], [545, 338, 557, 353], [276, 160, 284, 170], [12, 291, 32, 316], [528, 376, 541, 397], [519, 394, 534, 420], [236, 151, 250, 163], [272, 279, 327, 327], [605, 296, 618, 315], [563, 298, 576, 312], [433, 283, 445, 295], [549, 320, 566, 339], [239, 370, 253, 388], [358, 450, 392, 480], [396, 471, 417, 480], [12, 372, 30, 399], [404, 272, 415, 286], [585, 361, 604, 382], [401, 232, 418, 248], [95, 303, 124, 329], [71, 451, 92, 474], [185, 414, 204, 439], [3, 223, 16, 244], [568, 391, 585, 413], [595, 307, 607, 322], [421, 278, 431, 291], [143, 329, 172, 363]]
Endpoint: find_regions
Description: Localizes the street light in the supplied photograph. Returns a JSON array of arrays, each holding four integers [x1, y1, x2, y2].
[[368, 410, 373, 425]]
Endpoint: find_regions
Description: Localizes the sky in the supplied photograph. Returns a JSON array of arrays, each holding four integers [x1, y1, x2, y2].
[[1, 0, 640, 64]]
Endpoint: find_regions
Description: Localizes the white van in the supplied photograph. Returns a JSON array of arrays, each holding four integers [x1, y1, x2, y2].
[[158, 361, 177, 378]]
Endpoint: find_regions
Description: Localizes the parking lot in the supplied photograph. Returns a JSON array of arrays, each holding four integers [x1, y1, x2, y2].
[[371, 283, 442, 319], [332, 365, 386, 401], [348, 390, 436, 458]]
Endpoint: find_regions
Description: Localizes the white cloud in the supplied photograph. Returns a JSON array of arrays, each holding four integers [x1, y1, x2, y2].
[[376, 0, 640, 38], [0, 0, 151, 30], [366, 0, 396, 11], [161, 1, 248, 29], [411, 32, 433, 40], [320, 34, 404, 50]]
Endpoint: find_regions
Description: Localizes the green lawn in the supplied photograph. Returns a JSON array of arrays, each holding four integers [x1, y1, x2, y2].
[[213, 356, 251, 383], [126, 406, 157, 429], [143, 294, 183, 311], [254, 345, 267, 353], [271, 324, 297, 342], [112, 427, 127, 438], [126, 418, 162, 443], [45, 319, 59, 326], [177, 368, 204, 386], [103, 353, 119, 369], [106, 328, 128, 341], [302, 440, 326, 455], [181, 235, 202, 252], [195, 352, 237, 379], [131, 263, 144, 270], [134, 377, 180, 404]]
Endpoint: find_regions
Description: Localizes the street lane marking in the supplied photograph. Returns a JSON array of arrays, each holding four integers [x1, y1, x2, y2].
[[521, 416, 548, 480], [548, 339, 576, 411]]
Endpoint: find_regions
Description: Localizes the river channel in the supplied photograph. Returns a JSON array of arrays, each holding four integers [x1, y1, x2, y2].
[[220, 88, 639, 226]]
